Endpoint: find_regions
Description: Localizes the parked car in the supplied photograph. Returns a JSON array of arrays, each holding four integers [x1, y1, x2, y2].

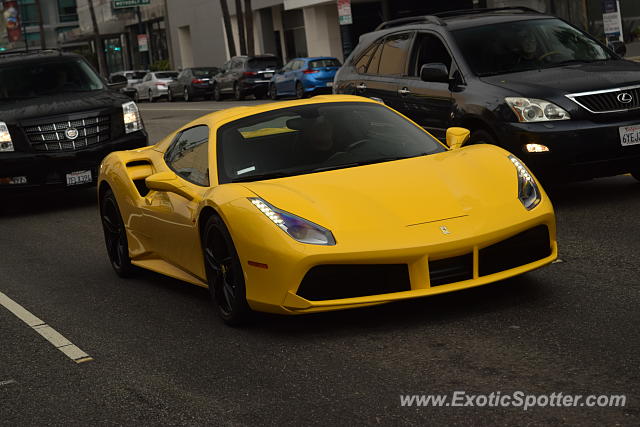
[[167, 67, 220, 102], [98, 95, 556, 325], [269, 57, 341, 99], [134, 71, 179, 102], [213, 55, 281, 101], [334, 7, 640, 182], [0, 49, 147, 191]]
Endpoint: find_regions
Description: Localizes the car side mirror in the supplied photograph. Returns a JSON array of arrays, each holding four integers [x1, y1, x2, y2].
[[610, 40, 626, 57], [445, 127, 471, 150], [420, 63, 450, 83], [145, 171, 200, 201]]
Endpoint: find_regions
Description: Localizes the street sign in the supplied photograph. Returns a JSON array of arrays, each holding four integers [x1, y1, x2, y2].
[[137, 34, 148, 52], [113, 0, 150, 9], [337, 0, 352, 26], [602, 0, 624, 43]]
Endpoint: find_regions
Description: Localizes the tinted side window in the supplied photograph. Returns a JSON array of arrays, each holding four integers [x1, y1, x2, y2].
[[378, 32, 413, 76], [292, 60, 303, 70], [354, 41, 381, 74], [409, 33, 452, 77], [165, 125, 210, 186]]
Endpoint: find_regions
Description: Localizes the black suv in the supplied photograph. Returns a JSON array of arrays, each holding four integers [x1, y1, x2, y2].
[[0, 50, 147, 191], [213, 55, 281, 101], [335, 7, 640, 182]]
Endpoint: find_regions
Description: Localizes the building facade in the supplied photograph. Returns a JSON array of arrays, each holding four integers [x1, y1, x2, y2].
[[60, 0, 170, 74], [0, 0, 80, 51]]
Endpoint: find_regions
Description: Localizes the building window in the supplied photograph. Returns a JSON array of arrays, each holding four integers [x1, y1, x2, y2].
[[58, 0, 78, 23], [19, 0, 38, 26]]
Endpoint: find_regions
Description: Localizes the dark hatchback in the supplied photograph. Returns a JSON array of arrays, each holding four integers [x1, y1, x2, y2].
[[213, 55, 281, 101], [334, 8, 640, 182], [0, 50, 147, 191]]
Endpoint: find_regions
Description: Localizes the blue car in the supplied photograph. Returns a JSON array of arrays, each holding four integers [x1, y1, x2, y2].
[[269, 57, 341, 99]]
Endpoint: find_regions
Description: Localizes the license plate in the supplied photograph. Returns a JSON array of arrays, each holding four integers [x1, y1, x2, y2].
[[263, 73, 273, 78], [66, 170, 92, 186], [326, 82, 334, 87], [619, 125, 640, 146]]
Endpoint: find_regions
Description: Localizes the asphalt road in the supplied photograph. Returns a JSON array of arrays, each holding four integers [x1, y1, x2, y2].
[[1, 100, 639, 426]]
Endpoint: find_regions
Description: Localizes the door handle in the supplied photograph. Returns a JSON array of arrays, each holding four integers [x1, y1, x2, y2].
[[398, 87, 411, 95], [356, 83, 367, 90]]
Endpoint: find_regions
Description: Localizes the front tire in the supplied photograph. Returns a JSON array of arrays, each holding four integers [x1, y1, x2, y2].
[[100, 188, 134, 277], [202, 215, 252, 325], [148, 89, 156, 103], [295, 81, 305, 99], [167, 88, 174, 102], [184, 87, 191, 102], [213, 84, 223, 101], [269, 84, 278, 100]]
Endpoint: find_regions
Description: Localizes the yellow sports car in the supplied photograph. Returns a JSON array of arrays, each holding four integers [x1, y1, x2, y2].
[[98, 95, 557, 325]]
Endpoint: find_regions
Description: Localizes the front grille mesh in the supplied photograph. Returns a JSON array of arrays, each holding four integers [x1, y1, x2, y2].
[[23, 115, 110, 152], [570, 86, 640, 113]]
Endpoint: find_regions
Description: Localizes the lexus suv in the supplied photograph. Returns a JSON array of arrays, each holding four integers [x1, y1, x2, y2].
[[0, 50, 147, 190], [213, 55, 281, 101], [334, 7, 640, 182]]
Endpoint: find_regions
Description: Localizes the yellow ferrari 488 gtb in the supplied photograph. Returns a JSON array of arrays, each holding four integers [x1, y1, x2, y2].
[[98, 95, 557, 325]]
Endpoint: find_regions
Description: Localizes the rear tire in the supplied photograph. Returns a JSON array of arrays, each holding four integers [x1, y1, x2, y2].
[[202, 215, 252, 326], [234, 83, 244, 101], [100, 188, 134, 278]]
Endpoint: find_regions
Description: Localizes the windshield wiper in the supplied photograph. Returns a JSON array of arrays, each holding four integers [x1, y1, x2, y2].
[[231, 171, 303, 183], [312, 154, 429, 173]]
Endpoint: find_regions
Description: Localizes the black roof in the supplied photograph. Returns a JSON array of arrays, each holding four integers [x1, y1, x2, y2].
[[0, 49, 82, 64]]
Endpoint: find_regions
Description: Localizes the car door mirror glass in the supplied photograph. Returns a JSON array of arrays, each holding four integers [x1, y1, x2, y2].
[[420, 63, 450, 83]]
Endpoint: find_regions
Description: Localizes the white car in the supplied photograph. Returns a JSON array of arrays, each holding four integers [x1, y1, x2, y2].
[[134, 71, 179, 102]]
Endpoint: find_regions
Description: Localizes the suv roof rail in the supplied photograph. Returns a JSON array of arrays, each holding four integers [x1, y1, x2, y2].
[[375, 15, 444, 31], [433, 7, 541, 18], [0, 48, 63, 58]]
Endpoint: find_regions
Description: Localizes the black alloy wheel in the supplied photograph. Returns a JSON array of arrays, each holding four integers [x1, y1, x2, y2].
[[100, 188, 134, 277], [234, 83, 243, 101], [202, 215, 251, 325], [295, 81, 304, 99]]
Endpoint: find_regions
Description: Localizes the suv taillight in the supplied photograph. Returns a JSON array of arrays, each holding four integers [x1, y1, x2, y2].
[[192, 78, 207, 84]]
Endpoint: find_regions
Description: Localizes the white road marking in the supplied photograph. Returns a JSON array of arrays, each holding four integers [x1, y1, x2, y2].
[[0, 379, 17, 387], [0, 291, 93, 364]]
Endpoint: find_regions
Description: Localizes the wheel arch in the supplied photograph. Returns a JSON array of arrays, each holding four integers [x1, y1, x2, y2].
[[459, 116, 500, 145]]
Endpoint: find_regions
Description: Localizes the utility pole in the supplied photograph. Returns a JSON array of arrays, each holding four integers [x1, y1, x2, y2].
[[219, 0, 236, 57], [88, 0, 107, 76], [35, 0, 46, 49]]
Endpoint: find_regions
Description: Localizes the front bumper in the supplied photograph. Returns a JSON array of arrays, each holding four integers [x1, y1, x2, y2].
[[0, 130, 147, 191], [239, 212, 556, 315], [497, 118, 640, 181]]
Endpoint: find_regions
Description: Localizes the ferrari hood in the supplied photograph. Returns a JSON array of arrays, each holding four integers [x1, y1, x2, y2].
[[240, 146, 518, 233]]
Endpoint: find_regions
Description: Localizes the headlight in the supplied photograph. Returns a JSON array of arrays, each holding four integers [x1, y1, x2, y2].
[[122, 101, 143, 134], [509, 155, 540, 210], [249, 198, 336, 245], [505, 97, 570, 122], [0, 121, 14, 152]]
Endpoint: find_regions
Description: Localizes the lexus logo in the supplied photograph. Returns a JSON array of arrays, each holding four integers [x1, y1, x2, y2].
[[65, 128, 79, 140], [617, 92, 633, 104]]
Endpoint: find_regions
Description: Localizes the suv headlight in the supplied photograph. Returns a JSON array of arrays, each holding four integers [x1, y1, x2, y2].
[[122, 101, 143, 134], [509, 155, 540, 210], [505, 97, 570, 122], [249, 198, 336, 245], [0, 122, 14, 152]]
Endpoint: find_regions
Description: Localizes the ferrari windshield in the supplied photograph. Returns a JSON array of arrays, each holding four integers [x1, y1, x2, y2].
[[0, 58, 104, 99], [453, 18, 613, 76], [216, 102, 446, 184]]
